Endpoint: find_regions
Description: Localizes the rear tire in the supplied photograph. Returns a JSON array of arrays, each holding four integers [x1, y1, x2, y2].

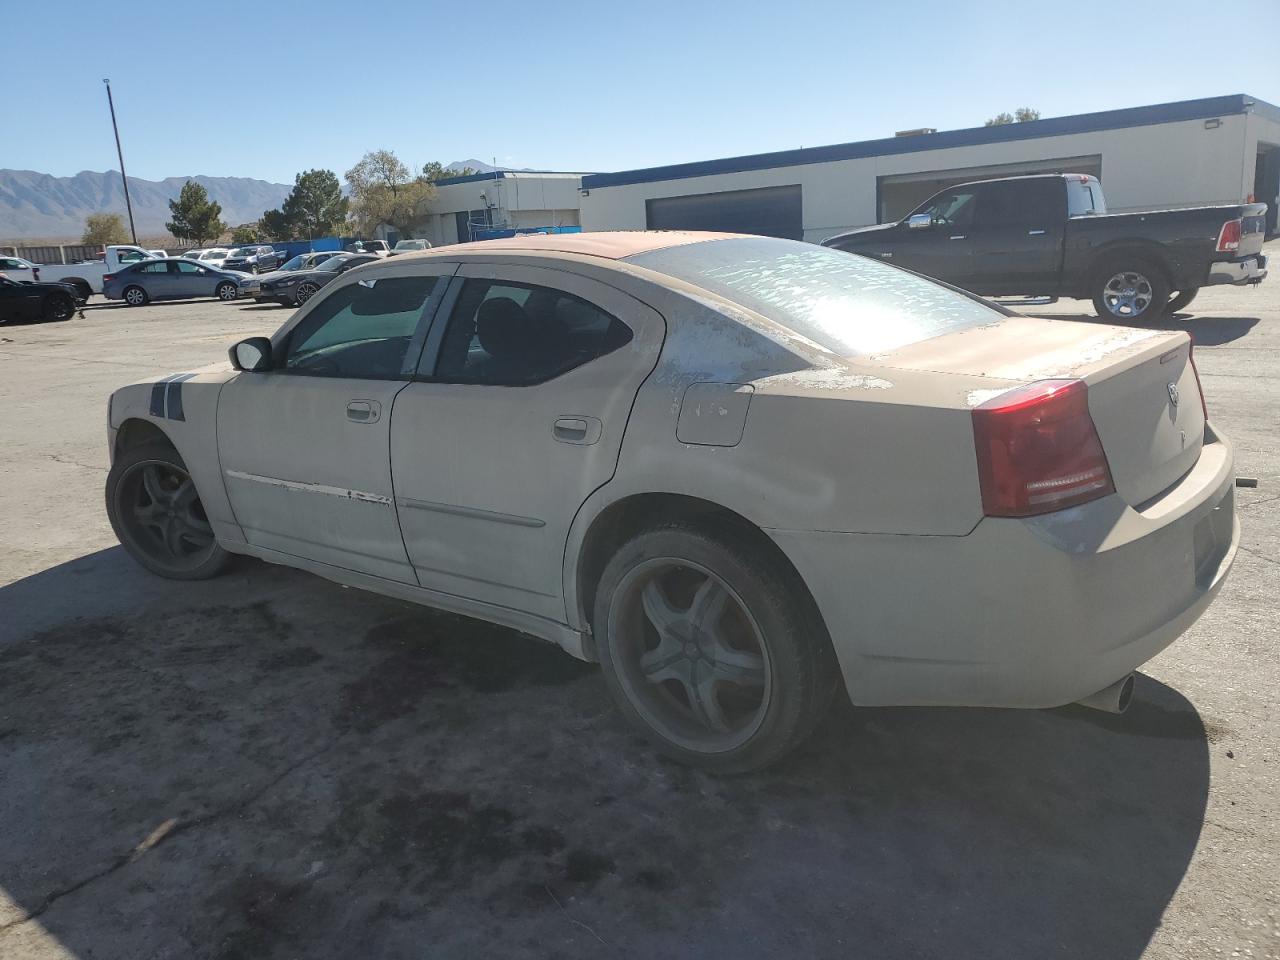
[[1091, 259, 1169, 324], [62, 278, 91, 303], [1167, 287, 1199, 315], [106, 440, 230, 580], [123, 285, 149, 307], [593, 523, 837, 773]]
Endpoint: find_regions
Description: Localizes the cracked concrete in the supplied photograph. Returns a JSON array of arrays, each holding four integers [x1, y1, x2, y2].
[[1, 253, 1278, 959]]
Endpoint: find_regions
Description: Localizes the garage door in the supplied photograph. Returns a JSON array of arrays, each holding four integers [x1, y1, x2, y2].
[[645, 185, 803, 240], [877, 156, 1102, 222]]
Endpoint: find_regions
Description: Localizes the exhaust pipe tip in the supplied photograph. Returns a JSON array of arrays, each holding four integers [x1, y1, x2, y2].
[[1075, 674, 1135, 714]]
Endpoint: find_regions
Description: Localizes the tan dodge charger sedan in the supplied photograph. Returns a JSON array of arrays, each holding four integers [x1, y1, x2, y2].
[[104, 231, 1239, 772]]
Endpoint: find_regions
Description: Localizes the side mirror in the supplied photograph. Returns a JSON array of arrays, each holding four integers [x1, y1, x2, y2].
[[229, 336, 272, 372], [907, 213, 933, 230]]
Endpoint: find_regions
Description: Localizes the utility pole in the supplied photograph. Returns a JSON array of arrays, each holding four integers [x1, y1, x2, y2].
[[102, 79, 138, 246]]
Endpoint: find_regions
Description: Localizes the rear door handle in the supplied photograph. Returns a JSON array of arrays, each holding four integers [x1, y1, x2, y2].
[[949, 235, 966, 240], [346, 399, 381, 423], [1028, 229, 1047, 236], [553, 416, 602, 445]]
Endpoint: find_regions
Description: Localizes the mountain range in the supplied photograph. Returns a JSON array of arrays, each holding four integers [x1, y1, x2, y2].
[[0, 169, 292, 241], [0, 161, 538, 241]]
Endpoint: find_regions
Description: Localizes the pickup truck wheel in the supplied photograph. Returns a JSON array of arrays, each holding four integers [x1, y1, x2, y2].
[[1167, 288, 1199, 315], [62, 278, 92, 303], [43, 292, 75, 322], [1092, 261, 1169, 323], [106, 441, 230, 580], [123, 285, 149, 307]]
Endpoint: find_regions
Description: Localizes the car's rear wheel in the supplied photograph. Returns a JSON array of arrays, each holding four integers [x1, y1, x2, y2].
[[1167, 287, 1199, 315], [216, 281, 238, 301], [106, 440, 230, 580], [43, 292, 75, 322], [594, 524, 836, 773], [1092, 260, 1169, 323], [295, 281, 319, 306], [123, 285, 148, 307]]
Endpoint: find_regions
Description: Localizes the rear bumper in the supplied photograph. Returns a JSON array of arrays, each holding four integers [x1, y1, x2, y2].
[[769, 431, 1238, 708], [1207, 253, 1267, 286]]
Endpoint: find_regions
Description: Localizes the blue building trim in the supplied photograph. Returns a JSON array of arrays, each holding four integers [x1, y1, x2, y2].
[[582, 94, 1277, 190]]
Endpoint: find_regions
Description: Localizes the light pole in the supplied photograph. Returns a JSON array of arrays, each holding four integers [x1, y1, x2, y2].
[[102, 79, 138, 246]]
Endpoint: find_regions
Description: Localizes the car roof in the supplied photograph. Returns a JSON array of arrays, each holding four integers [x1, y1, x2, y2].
[[427, 230, 742, 261]]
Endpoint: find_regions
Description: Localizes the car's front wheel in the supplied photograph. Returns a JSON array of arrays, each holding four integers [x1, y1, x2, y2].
[[594, 524, 836, 773], [294, 281, 319, 306], [106, 440, 230, 580], [216, 281, 239, 302], [43, 292, 75, 322]]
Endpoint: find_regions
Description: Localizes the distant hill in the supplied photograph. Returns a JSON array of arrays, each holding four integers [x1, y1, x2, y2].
[[0, 169, 291, 241], [446, 159, 535, 174]]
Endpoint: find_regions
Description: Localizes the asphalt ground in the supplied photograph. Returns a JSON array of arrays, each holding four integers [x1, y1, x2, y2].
[[1, 247, 1276, 959]]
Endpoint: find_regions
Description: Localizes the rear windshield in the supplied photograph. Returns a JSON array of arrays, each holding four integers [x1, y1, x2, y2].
[[628, 237, 1003, 356]]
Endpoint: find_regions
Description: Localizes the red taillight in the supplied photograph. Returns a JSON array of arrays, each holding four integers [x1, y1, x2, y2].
[[1187, 338, 1209, 421], [103, 274, 115, 282], [1216, 218, 1241, 252], [971, 379, 1115, 518]]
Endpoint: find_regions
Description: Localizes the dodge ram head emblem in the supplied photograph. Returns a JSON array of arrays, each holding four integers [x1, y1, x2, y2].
[[1167, 383, 1180, 408]]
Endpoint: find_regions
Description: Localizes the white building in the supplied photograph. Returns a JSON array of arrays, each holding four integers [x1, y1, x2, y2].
[[579, 94, 1280, 241], [409, 171, 587, 246]]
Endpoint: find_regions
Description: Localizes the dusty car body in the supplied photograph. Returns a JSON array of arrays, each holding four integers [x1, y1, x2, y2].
[[104, 231, 1239, 771]]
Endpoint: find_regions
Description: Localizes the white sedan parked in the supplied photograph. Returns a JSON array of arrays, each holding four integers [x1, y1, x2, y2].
[[104, 232, 1239, 771]]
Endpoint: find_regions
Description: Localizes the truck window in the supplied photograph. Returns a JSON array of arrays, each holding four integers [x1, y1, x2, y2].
[[912, 188, 981, 227], [976, 179, 1063, 228], [118, 249, 150, 264], [1067, 178, 1108, 217]]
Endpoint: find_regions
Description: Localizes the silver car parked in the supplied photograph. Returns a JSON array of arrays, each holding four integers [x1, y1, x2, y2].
[[103, 258, 245, 306]]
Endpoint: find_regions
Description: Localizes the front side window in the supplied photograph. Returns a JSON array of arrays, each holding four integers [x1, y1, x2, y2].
[[430, 280, 633, 386], [914, 188, 981, 227], [282, 275, 437, 379], [119, 249, 150, 263], [174, 260, 203, 273]]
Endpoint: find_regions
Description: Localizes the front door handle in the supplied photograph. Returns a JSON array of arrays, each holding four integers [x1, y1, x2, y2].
[[346, 399, 381, 423], [949, 234, 966, 240], [553, 416, 602, 445], [1028, 229, 1047, 236]]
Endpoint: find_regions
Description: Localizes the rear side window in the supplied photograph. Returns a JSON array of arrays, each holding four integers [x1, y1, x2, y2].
[[282, 276, 438, 379], [138, 262, 168, 274], [429, 279, 633, 386], [977, 179, 1064, 227], [629, 237, 1004, 356]]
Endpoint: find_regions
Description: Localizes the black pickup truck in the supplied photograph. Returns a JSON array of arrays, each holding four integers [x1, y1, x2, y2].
[[822, 174, 1268, 322]]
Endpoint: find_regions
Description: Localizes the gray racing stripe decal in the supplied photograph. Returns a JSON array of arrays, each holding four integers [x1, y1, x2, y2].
[[165, 374, 197, 421], [149, 374, 180, 417]]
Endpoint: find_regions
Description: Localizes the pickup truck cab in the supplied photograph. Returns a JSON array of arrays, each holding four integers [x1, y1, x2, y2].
[[823, 174, 1268, 322], [34, 245, 159, 299]]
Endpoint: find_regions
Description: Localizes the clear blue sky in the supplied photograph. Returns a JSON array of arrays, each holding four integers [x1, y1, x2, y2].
[[3, 0, 1277, 185]]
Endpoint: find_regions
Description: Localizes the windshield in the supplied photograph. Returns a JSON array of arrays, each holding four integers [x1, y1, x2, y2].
[[280, 255, 307, 271], [203, 249, 228, 259], [228, 248, 253, 258], [394, 241, 422, 250], [317, 255, 352, 272], [628, 237, 1004, 356]]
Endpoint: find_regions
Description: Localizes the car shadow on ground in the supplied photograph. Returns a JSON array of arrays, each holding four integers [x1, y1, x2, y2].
[[0, 549, 1210, 960], [1030, 311, 1260, 346]]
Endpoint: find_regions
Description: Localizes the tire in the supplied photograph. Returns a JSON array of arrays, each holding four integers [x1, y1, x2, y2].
[[294, 281, 319, 306], [216, 281, 238, 302], [42, 292, 75, 322], [62, 278, 91, 303], [593, 523, 837, 773], [106, 440, 231, 580], [123, 285, 149, 307], [1167, 287, 1199, 315], [1091, 259, 1170, 323]]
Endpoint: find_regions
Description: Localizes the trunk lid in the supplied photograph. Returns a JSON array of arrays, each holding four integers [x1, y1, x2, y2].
[[879, 317, 1205, 506]]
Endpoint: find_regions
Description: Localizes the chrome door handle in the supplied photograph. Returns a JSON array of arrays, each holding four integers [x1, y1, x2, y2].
[[346, 399, 381, 423], [950, 235, 966, 240], [1028, 229, 1047, 236], [553, 416, 601, 445]]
